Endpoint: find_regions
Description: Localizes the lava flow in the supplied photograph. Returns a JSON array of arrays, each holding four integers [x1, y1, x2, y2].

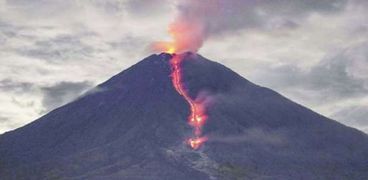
[[170, 54, 208, 150]]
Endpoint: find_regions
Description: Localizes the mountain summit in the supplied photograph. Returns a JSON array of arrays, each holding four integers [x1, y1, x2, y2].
[[1, 52, 367, 179]]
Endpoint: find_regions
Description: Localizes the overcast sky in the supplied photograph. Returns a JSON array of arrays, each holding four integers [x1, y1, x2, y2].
[[0, 0, 367, 134]]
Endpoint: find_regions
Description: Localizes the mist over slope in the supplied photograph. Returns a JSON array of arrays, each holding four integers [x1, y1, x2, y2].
[[0, 53, 367, 179]]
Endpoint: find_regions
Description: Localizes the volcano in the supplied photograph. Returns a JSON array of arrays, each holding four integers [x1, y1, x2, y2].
[[0, 52, 367, 179]]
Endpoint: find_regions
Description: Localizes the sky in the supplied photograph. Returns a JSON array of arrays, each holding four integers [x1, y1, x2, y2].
[[0, 0, 367, 134]]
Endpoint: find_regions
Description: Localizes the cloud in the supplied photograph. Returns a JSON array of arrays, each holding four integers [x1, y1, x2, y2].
[[237, 41, 368, 133], [0, 79, 41, 133], [0, 78, 94, 133], [182, 0, 346, 34], [331, 105, 368, 133], [0, 116, 10, 124], [0, 0, 158, 133], [124, 0, 171, 17], [0, 79, 34, 93], [245, 41, 367, 102], [5, 0, 75, 17], [307, 45, 368, 100], [332, 105, 368, 128], [0, 116, 18, 133], [15, 34, 96, 62], [40, 81, 93, 112]]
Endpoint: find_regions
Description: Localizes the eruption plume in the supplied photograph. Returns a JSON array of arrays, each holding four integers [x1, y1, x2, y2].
[[153, 0, 333, 53]]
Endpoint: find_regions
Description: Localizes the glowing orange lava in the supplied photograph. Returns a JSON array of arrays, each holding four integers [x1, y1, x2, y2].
[[188, 137, 208, 150], [170, 54, 208, 149]]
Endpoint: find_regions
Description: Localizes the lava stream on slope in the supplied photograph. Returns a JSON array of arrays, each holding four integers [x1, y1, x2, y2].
[[170, 54, 208, 149]]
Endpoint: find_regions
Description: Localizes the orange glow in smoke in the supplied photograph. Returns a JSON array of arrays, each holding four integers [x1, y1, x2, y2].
[[170, 55, 208, 149], [167, 47, 176, 54], [155, 42, 176, 54], [153, 19, 204, 54]]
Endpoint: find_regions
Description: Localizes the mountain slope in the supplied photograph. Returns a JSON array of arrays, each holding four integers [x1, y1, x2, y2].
[[0, 52, 367, 180]]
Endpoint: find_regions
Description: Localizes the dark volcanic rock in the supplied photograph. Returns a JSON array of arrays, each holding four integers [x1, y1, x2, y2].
[[0, 53, 367, 180]]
